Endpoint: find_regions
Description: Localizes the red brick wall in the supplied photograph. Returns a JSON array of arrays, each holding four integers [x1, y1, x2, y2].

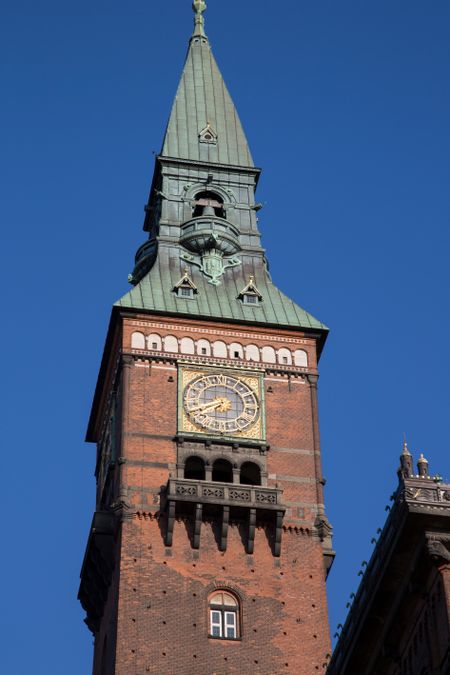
[[91, 313, 331, 674], [112, 517, 330, 675]]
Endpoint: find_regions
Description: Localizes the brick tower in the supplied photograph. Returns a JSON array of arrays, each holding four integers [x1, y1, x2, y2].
[[79, 4, 335, 674]]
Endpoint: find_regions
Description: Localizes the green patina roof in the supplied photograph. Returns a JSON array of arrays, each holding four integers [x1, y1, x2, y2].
[[161, 25, 253, 167], [115, 250, 327, 332], [115, 5, 327, 339]]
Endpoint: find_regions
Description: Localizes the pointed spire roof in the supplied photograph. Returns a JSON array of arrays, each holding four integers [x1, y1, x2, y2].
[[161, 3, 254, 167], [114, 3, 328, 346]]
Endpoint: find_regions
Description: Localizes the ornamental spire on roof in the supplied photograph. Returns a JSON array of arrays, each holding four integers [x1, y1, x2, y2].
[[116, 2, 327, 339], [192, 0, 207, 38], [161, 1, 253, 167]]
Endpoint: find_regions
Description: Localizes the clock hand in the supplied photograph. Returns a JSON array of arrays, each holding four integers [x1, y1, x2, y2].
[[189, 398, 226, 413]]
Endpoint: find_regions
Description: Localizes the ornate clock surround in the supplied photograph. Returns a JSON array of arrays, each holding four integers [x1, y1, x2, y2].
[[178, 365, 266, 442]]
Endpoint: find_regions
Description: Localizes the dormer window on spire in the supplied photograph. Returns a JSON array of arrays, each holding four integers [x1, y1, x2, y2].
[[238, 276, 263, 306], [199, 122, 218, 145], [173, 269, 198, 299]]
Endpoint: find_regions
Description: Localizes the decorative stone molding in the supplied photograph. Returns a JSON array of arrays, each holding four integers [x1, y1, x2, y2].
[[168, 478, 283, 509], [130, 330, 310, 369]]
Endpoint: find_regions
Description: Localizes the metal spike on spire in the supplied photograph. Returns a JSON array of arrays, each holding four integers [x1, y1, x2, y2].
[[192, 0, 207, 37]]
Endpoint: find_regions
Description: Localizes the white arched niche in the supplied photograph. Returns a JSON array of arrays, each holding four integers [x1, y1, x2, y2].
[[197, 339, 211, 356], [212, 340, 227, 358], [164, 335, 179, 353], [294, 349, 308, 367], [147, 333, 162, 351], [277, 348, 292, 365], [229, 342, 244, 359], [180, 337, 195, 355], [131, 332, 145, 349], [261, 346, 276, 363], [245, 344, 260, 362]]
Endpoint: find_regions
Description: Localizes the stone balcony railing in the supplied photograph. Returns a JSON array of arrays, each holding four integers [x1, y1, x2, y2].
[[167, 478, 284, 510], [165, 478, 285, 555]]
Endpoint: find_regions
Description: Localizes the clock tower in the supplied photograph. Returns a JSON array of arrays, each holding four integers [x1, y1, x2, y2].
[[79, 3, 334, 674]]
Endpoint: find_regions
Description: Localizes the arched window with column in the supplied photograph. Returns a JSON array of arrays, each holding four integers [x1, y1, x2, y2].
[[184, 456, 206, 480], [208, 591, 240, 639], [240, 462, 261, 486], [212, 459, 233, 483]]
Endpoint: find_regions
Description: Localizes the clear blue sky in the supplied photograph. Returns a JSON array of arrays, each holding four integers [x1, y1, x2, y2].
[[1, 1, 449, 672]]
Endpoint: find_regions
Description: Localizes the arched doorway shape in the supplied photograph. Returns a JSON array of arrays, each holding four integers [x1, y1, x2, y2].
[[184, 456, 206, 480], [240, 462, 261, 486], [212, 459, 233, 483]]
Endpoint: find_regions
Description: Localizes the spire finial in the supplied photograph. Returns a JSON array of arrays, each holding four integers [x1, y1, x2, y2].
[[398, 435, 413, 480], [402, 434, 411, 456], [192, 0, 207, 38], [417, 452, 429, 478]]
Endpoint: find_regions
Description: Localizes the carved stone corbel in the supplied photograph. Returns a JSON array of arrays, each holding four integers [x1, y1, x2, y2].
[[274, 511, 283, 557], [247, 508, 256, 554], [193, 503, 203, 549], [315, 514, 333, 546], [220, 506, 229, 552], [165, 501, 176, 546], [426, 535, 450, 565]]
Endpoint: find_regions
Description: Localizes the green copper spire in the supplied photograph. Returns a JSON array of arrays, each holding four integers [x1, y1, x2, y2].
[[192, 0, 207, 37], [161, 1, 253, 166], [115, 2, 328, 342]]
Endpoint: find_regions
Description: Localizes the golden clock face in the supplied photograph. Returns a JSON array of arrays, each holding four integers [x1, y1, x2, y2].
[[180, 369, 263, 438]]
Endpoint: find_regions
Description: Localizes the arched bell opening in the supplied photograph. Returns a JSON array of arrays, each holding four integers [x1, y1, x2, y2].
[[240, 462, 261, 486], [192, 191, 225, 219], [184, 456, 206, 480], [212, 459, 233, 483]]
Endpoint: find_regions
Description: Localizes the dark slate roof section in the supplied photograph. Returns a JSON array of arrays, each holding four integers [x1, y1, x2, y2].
[[115, 248, 328, 334], [161, 36, 254, 168], [327, 471, 450, 674]]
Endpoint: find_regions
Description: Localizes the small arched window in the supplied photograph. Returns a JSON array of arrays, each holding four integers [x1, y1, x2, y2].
[[147, 333, 162, 351], [229, 342, 243, 359], [197, 339, 211, 356], [277, 348, 292, 365], [184, 456, 205, 480], [209, 591, 240, 639]]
